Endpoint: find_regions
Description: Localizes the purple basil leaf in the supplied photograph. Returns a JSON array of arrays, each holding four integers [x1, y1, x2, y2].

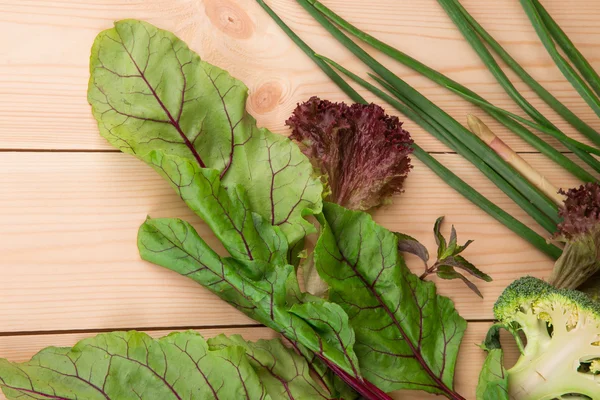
[[395, 232, 430, 264], [449, 225, 458, 251]]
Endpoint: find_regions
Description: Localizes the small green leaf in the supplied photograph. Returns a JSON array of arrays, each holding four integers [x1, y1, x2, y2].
[[455, 239, 474, 255], [395, 232, 429, 264], [434, 216, 447, 259], [476, 326, 509, 400], [448, 225, 458, 250], [0, 331, 270, 400], [455, 255, 492, 282], [476, 349, 509, 400]]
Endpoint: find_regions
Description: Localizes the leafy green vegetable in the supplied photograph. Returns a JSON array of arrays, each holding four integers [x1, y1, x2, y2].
[[476, 326, 509, 400], [209, 335, 334, 399], [138, 217, 359, 380], [0, 331, 271, 400], [314, 203, 466, 398], [476, 350, 509, 400], [87, 19, 322, 248]]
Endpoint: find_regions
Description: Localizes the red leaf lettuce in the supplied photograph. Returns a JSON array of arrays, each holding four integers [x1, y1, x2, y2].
[[286, 96, 413, 210]]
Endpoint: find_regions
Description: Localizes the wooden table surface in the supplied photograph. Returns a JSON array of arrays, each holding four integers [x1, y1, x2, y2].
[[1, 0, 599, 398]]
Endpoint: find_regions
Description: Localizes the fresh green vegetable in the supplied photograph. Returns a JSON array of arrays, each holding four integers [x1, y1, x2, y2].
[[0, 330, 331, 400], [315, 203, 467, 399], [448, 87, 600, 157], [70, 18, 480, 400], [438, 0, 600, 174], [520, 0, 600, 119], [306, 0, 597, 181], [423, 217, 490, 297], [532, 0, 600, 98], [476, 325, 509, 400], [481, 277, 600, 399], [449, 0, 600, 148], [551, 182, 600, 290], [364, 71, 560, 234]]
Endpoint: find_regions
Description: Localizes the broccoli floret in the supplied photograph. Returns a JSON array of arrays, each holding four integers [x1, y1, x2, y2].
[[494, 276, 600, 400]]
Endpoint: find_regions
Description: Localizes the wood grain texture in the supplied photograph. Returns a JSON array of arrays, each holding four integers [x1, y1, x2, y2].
[[0, 322, 519, 400], [0, 151, 583, 332], [0, 0, 599, 151], [1, 0, 598, 396]]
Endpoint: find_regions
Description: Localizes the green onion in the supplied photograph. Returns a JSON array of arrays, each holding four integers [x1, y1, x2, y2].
[[532, 0, 600, 98], [450, 0, 600, 148], [296, 0, 560, 224], [329, 62, 559, 233], [304, 0, 596, 182], [323, 57, 561, 256], [253, 0, 359, 102], [448, 87, 600, 157], [438, 0, 600, 175], [520, 0, 600, 120], [254, 0, 561, 259]]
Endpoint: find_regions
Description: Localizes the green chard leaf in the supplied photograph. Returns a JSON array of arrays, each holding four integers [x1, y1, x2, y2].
[[314, 203, 466, 396], [208, 335, 334, 400], [88, 19, 322, 247], [138, 217, 359, 398], [143, 151, 288, 265], [476, 326, 509, 400], [0, 331, 271, 400]]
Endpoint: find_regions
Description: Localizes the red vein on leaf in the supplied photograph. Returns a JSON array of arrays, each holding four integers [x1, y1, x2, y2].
[[111, 27, 206, 168], [329, 223, 465, 400]]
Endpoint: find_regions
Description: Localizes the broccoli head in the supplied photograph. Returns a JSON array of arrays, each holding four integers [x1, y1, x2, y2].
[[494, 276, 600, 400]]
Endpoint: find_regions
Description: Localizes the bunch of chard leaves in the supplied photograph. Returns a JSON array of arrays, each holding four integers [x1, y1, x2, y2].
[[0, 331, 332, 400], [0, 19, 471, 400]]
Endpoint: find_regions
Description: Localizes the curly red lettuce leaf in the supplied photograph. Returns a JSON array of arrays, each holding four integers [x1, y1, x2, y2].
[[552, 183, 600, 290], [286, 96, 413, 211]]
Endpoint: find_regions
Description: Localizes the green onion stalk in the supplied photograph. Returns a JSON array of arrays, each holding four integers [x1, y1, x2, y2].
[[255, 0, 562, 260]]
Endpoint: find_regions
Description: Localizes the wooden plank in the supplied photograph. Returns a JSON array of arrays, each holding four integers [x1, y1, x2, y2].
[[0, 322, 519, 400], [1, 0, 599, 151], [0, 151, 582, 332]]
